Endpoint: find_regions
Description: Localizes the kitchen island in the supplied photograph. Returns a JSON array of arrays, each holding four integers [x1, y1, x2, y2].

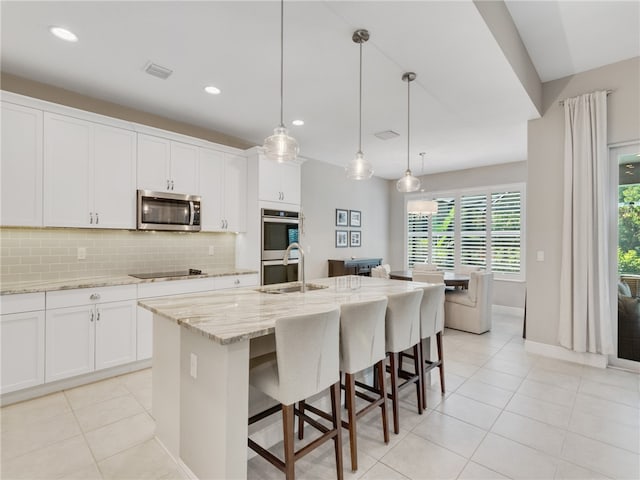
[[138, 276, 429, 480]]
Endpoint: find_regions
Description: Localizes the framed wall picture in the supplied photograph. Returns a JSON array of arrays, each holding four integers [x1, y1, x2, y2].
[[350, 230, 361, 247], [349, 210, 361, 227], [336, 209, 348, 227], [336, 230, 348, 248]]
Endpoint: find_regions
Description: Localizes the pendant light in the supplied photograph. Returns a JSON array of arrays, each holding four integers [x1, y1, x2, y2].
[[345, 29, 374, 180], [263, 0, 299, 163], [407, 153, 438, 215], [396, 72, 421, 192]]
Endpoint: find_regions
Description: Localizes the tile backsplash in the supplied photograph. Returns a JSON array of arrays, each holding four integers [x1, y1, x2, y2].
[[0, 228, 236, 284]]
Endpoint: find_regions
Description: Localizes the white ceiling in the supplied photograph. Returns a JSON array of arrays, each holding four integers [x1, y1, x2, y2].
[[1, 1, 638, 180]]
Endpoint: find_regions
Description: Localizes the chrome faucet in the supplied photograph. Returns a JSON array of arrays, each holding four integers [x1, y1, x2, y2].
[[283, 242, 305, 292]]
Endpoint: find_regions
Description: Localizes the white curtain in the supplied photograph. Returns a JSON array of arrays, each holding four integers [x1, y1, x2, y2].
[[558, 90, 614, 354]]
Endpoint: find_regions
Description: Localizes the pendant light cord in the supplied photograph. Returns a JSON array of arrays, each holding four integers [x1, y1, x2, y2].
[[358, 40, 363, 153], [279, 0, 284, 128], [406, 76, 411, 170]]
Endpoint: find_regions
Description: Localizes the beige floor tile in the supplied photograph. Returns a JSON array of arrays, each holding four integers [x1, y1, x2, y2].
[[118, 368, 152, 392], [130, 386, 153, 412], [85, 412, 155, 461], [1, 411, 82, 460], [458, 461, 510, 479], [443, 360, 481, 378], [436, 393, 501, 430], [472, 433, 558, 479], [579, 378, 640, 408], [482, 356, 531, 377], [568, 409, 640, 454], [561, 432, 640, 480], [64, 377, 130, 410], [491, 411, 566, 456], [1, 392, 70, 430], [573, 392, 640, 428], [516, 378, 577, 408], [553, 460, 612, 480], [411, 410, 486, 458], [470, 367, 524, 391], [380, 432, 467, 479], [360, 462, 410, 479], [526, 367, 581, 392], [456, 379, 514, 409], [580, 365, 640, 392], [74, 394, 145, 432], [0, 435, 95, 480], [535, 357, 585, 377], [98, 438, 181, 480], [58, 462, 103, 480], [505, 393, 572, 428]]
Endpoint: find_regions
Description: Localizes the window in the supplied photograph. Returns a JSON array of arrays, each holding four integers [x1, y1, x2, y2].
[[406, 184, 525, 279]]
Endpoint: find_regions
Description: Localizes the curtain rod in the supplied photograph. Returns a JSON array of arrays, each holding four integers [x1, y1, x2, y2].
[[558, 89, 614, 106]]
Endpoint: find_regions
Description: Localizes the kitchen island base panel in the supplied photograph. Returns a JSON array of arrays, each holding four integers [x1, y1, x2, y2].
[[179, 324, 249, 480]]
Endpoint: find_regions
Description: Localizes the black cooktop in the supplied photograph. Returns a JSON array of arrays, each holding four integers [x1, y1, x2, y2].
[[129, 269, 203, 279]]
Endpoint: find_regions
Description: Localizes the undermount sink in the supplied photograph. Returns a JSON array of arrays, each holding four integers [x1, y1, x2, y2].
[[256, 283, 329, 294]]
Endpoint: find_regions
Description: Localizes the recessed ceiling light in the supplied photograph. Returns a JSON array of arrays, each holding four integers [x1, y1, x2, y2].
[[49, 26, 78, 42], [204, 85, 221, 95], [292, 119, 304, 126]]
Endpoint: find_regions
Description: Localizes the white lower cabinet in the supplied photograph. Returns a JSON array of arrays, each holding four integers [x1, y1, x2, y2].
[[45, 285, 137, 383], [1, 310, 45, 394]]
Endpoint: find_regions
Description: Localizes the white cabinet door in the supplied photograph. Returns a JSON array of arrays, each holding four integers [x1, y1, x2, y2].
[[280, 162, 301, 205], [1, 103, 43, 226], [93, 125, 136, 229], [136, 306, 153, 360], [258, 155, 300, 205], [199, 148, 225, 231], [170, 141, 199, 194], [43, 113, 92, 227], [224, 153, 247, 232], [95, 300, 137, 370], [1, 310, 45, 394], [45, 305, 94, 382], [137, 134, 171, 192]]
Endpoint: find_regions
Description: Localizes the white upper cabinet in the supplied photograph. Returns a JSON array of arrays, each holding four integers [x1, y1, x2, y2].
[[1, 102, 43, 226], [199, 148, 247, 232], [258, 155, 301, 205], [137, 134, 199, 194], [43, 112, 135, 228]]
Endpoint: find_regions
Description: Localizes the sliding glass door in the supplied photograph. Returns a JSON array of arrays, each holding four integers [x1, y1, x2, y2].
[[610, 142, 640, 370]]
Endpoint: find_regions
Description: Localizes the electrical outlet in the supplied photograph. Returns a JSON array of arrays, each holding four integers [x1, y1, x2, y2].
[[77, 247, 86, 260], [208, 245, 215, 256], [536, 250, 545, 262], [190, 353, 198, 379]]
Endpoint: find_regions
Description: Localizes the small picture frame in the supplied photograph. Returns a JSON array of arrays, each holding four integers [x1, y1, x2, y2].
[[336, 209, 348, 227], [335, 230, 348, 248], [349, 210, 361, 227], [350, 230, 361, 247]]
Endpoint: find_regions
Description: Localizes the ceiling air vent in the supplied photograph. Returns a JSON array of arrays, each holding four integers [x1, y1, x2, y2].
[[374, 130, 399, 140], [144, 62, 173, 80]]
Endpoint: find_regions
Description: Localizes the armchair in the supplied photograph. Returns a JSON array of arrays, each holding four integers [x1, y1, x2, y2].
[[444, 271, 493, 334]]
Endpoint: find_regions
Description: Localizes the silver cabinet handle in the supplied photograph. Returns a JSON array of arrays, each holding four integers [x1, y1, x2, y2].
[[90, 310, 94, 322], [96, 310, 100, 321], [167, 179, 170, 190], [234, 278, 240, 286], [90, 293, 101, 300], [221, 220, 225, 229], [89, 212, 93, 224], [96, 212, 99, 225], [224, 220, 228, 229], [171, 180, 174, 190]]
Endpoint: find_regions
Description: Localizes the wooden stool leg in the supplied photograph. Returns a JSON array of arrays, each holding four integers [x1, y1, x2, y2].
[[376, 359, 389, 444], [413, 344, 423, 415], [420, 341, 427, 410], [330, 382, 344, 480], [297, 400, 305, 440], [282, 404, 295, 480], [345, 373, 357, 471], [436, 331, 445, 394], [389, 352, 400, 434]]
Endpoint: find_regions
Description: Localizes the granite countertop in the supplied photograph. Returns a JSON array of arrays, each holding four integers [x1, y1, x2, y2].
[[138, 276, 429, 345], [0, 268, 258, 295]]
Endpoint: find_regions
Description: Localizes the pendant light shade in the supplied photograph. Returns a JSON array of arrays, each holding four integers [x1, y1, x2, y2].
[[346, 29, 374, 180], [263, 0, 298, 163], [396, 72, 421, 193]]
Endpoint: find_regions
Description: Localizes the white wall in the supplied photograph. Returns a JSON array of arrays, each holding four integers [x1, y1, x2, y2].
[[300, 159, 390, 279], [526, 57, 640, 347], [388, 161, 527, 307]]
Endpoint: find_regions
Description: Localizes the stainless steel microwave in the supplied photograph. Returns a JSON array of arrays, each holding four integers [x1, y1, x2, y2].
[[137, 190, 201, 231]]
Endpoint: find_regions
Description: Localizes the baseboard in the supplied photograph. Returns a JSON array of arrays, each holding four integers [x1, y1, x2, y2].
[[524, 340, 608, 369], [155, 436, 197, 480], [493, 305, 524, 317]]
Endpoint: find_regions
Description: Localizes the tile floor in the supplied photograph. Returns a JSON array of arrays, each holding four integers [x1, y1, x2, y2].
[[2, 308, 639, 479]]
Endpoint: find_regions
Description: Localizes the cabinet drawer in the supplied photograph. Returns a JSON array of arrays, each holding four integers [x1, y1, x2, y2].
[[47, 285, 137, 309], [0, 292, 45, 315], [137, 278, 215, 299], [214, 274, 259, 290]]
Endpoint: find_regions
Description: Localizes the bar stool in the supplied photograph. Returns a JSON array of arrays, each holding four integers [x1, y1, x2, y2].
[[248, 307, 343, 480], [300, 297, 389, 472], [385, 289, 424, 434], [417, 284, 446, 408]]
